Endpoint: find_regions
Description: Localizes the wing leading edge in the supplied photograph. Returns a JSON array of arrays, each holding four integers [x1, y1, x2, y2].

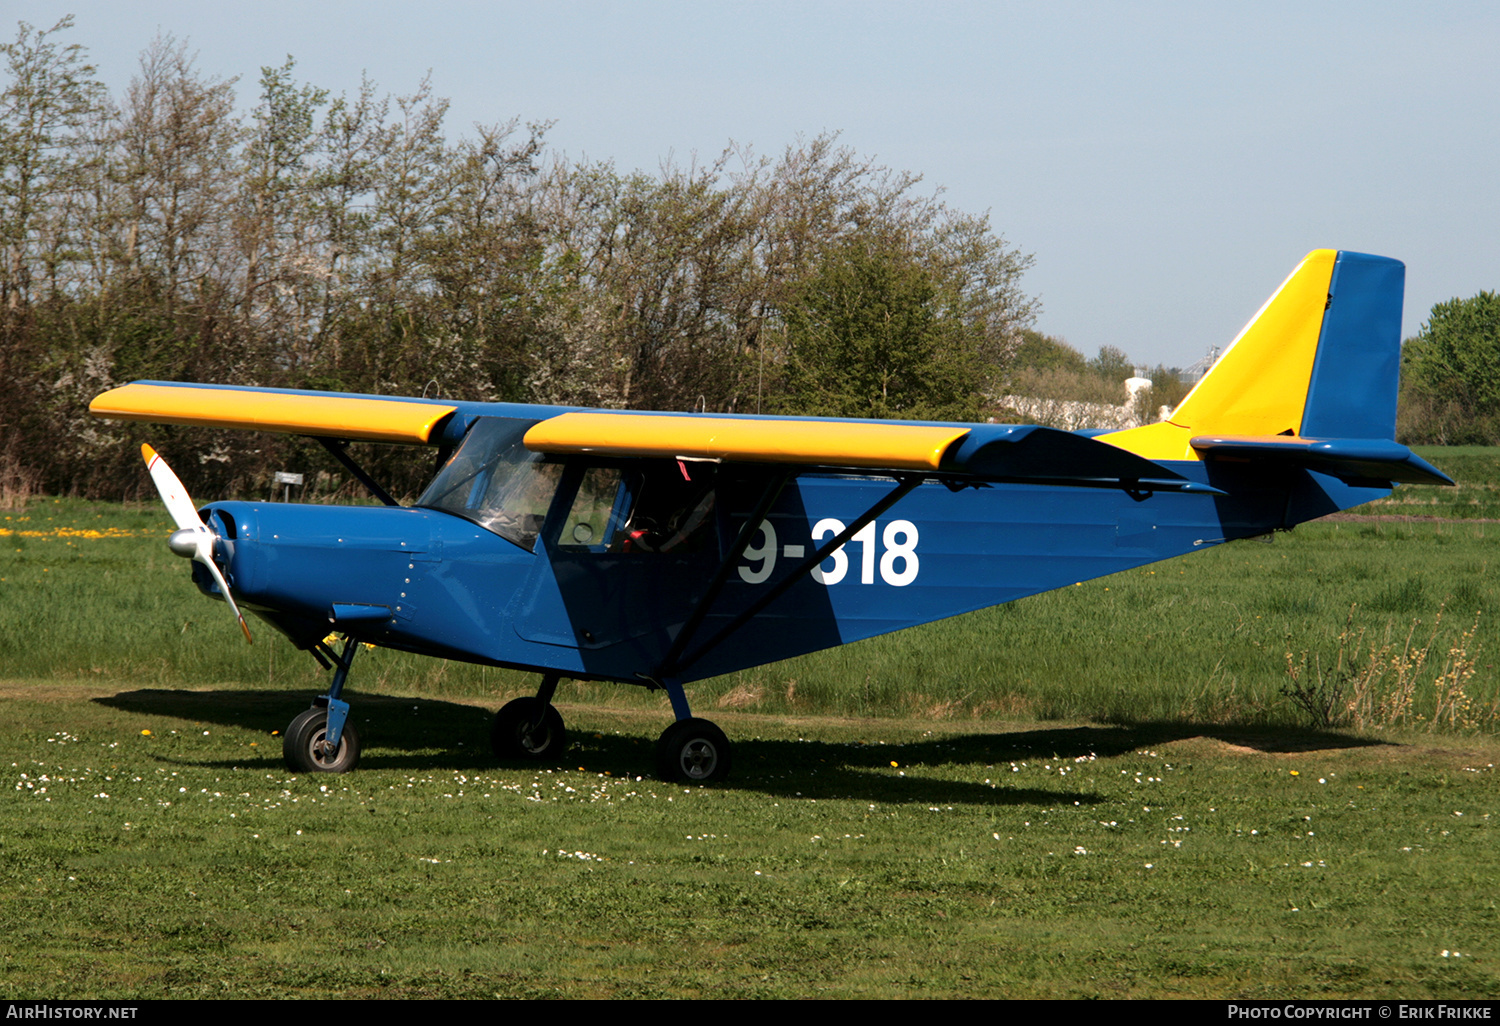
[[521, 411, 968, 471]]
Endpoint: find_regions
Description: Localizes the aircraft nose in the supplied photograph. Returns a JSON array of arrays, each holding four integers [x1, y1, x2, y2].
[[168, 527, 199, 558]]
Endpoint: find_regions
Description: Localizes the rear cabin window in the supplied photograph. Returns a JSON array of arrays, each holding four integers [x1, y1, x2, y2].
[[616, 460, 718, 554]]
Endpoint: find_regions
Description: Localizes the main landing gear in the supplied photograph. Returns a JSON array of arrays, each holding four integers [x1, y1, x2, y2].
[[651, 678, 731, 784], [491, 675, 568, 760], [655, 717, 731, 783], [489, 674, 732, 784]]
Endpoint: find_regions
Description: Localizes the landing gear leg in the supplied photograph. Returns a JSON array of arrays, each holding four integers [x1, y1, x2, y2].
[[491, 674, 568, 760], [654, 678, 731, 784], [283, 636, 363, 773]]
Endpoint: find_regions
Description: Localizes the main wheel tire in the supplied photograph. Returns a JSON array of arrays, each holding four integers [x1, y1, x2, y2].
[[655, 718, 731, 783], [282, 706, 361, 774], [491, 698, 567, 760]]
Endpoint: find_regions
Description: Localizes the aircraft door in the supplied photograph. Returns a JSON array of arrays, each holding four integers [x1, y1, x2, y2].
[[510, 460, 720, 653]]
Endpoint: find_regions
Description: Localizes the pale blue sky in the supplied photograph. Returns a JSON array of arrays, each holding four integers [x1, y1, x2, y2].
[[10, 0, 1499, 369]]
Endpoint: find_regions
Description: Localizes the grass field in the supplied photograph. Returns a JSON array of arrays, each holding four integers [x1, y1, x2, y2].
[[3, 690, 1496, 998], [2, 450, 1499, 998]]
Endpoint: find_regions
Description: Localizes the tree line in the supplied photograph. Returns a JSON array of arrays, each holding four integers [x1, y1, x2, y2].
[[1399, 291, 1500, 446], [999, 331, 1190, 427], [0, 18, 1037, 502], [12, 17, 1479, 510]]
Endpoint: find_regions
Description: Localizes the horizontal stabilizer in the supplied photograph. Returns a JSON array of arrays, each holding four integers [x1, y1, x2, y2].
[[1191, 435, 1453, 486]]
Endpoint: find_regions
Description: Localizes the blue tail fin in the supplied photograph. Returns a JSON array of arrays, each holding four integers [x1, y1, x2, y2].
[[1300, 251, 1404, 440]]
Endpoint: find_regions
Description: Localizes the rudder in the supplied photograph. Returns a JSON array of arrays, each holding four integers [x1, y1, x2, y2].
[[1299, 251, 1404, 441]]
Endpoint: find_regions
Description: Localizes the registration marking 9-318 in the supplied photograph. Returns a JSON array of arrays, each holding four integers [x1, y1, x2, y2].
[[737, 519, 919, 587]]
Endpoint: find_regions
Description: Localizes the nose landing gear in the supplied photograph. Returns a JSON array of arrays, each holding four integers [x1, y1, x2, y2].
[[283, 706, 361, 774], [283, 635, 363, 774]]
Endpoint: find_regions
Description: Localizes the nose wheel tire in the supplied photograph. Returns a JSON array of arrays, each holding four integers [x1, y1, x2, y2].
[[283, 707, 360, 774], [492, 697, 567, 760], [655, 718, 731, 783]]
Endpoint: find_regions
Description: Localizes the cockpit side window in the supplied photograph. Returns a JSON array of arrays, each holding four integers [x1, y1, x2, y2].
[[417, 417, 561, 551]]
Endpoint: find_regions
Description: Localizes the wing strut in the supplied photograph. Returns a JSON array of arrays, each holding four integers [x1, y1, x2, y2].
[[314, 437, 401, 507], [656, 472, 924, 679], [651, 468, 794, 680]]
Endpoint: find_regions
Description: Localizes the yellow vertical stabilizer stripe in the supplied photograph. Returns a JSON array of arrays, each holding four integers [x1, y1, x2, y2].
[[1102, 249, 1337, 461], [524, 413, 969, 471], [89, 383, 457, 444]]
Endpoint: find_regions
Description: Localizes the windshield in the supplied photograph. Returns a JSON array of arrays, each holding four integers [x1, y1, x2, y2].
[[417, 418, 561, 550]]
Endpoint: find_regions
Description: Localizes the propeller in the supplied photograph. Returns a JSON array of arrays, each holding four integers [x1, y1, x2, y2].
[[142, 443, 253, 644]]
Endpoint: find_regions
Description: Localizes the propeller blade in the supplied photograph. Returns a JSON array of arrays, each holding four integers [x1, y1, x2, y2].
[[141, 443, 253, 645], [198, 553, 254, 645], [141, 443, 201, 531]]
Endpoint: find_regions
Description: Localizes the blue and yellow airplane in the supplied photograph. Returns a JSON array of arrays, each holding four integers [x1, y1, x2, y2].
[[89, 250, 1450, 782]]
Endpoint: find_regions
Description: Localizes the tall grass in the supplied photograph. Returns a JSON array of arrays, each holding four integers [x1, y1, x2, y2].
[[702, 518, 1499, 732], [1282, 605, 1495, 731], [1360, 446, 1500, 519]]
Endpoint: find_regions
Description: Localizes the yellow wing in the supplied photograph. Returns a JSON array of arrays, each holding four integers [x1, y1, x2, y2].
[[89, 383, 457, 445]]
